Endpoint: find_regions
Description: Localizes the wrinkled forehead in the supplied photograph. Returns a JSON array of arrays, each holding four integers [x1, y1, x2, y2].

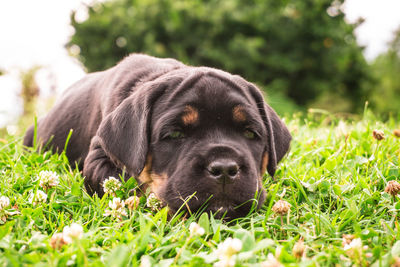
[[153, 72, 256, 119], [183, 73, 253, 104]]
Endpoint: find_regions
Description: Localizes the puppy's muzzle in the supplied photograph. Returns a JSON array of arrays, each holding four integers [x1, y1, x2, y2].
[[207, 159, 239, 184], [203, 143, 243, 187]]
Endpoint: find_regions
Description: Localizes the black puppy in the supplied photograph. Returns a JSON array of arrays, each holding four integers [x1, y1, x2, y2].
[[24, 54, 291, 219]]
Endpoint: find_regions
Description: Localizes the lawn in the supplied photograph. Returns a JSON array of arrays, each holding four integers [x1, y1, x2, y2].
[[1, 111, 400, 266]]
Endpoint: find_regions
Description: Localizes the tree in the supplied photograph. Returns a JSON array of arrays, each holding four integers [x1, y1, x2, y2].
[[68, 0, 371, 111]]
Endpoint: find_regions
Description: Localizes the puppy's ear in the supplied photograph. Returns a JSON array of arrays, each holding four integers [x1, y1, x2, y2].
[[246, 84, 291, 177], [262, 103, 292, 177], [95, 82, 167, 177]]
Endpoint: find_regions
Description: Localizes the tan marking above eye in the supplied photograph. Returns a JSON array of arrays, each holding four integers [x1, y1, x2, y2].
[[182, 105, 199, 125], [232, 105, 247, 123]]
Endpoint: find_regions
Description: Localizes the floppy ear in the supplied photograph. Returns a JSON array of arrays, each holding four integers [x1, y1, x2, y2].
[[263, 103, 292, 177], [95, 82, 168, 177], [246, 84, 291, 177]]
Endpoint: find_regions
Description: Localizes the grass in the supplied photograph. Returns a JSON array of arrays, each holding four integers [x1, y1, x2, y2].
[[0, 110, 400, 266]]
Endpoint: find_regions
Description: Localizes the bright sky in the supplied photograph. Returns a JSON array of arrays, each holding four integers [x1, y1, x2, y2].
[[344, 0, 400, 59], [1, 0, 400, 128]]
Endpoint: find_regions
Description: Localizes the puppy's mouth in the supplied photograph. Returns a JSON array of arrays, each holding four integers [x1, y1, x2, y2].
[[207, 198, 233, 211], [164, 190, 243, 219], [159, 173, 265, 219], [207, 204, 234, 219], [203, 197, 251, 220]]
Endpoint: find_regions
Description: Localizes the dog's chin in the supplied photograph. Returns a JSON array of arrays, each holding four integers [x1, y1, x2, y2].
[[205, 190, 266, 220], [161, 185, 266, 220], [206, 204, 246, 220], [165, 197, 257, 220]]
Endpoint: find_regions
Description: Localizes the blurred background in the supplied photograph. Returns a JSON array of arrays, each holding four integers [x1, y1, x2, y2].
[[1, 0, 400, 137]]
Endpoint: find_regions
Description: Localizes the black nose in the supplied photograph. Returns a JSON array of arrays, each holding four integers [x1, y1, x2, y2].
[[207, 159, 239, 184]]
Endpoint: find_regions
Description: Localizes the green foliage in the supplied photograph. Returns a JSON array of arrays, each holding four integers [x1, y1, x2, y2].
[[68, 0, 371, 111], [370, 27, 400, 116], [1, 114, 400, 265], [19, 66, 41, 116]]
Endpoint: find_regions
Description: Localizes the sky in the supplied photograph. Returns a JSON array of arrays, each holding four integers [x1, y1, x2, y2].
[[344, 0, 400, 59], [1, 0, 400, 128]]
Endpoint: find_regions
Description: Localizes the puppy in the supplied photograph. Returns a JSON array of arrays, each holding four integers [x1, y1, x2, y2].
[[24, 54, 291, 219]]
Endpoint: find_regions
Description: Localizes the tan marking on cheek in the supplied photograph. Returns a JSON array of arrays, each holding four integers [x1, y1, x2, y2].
[[150, 172, 168, 196], [138, 155, 152, 184], [232, 105, 247, 123], [260, 152, 269, 176], [182, 105, 199, 125]]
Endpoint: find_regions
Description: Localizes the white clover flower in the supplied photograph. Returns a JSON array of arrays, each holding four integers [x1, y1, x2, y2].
[[214, 237, 242, 267], [385, 180, 400, 197], [261, 253, 283, 267], [189, 222, 205, 236], [336, 120, 349, 138], [50, 223, 84, 249], [104, 197, 127, 220], [214, 257, 236, 267], [272, 200, 291, 215], [292, 238, 305, 259], [343, 237, 362, 251], [50, 232, 68, 249], [102, 176, 122, 195], [109, 197, 125, 210], [343, 238, 363, 259], [125, 196, 140, 211], [342, 234, 355, 247], [219, 237, 243, 255], [38, 170, 59, 190], [63, 223, 84, 243], [140, 255, 152, 267], [146, 193, 162, 211], [0, 196, 10, 210], [29, 190, 47, 206]]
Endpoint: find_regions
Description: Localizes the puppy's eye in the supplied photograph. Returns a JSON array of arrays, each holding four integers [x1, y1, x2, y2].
[[168, 131, 185, 139], [244, 129, 256, 139]]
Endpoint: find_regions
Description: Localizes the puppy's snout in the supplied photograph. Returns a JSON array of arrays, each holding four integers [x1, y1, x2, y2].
[[207, 159, 239, 184]]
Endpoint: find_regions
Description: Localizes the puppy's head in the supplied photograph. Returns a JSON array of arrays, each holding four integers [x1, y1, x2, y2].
[[98, 68, 291, 219]]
